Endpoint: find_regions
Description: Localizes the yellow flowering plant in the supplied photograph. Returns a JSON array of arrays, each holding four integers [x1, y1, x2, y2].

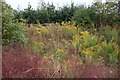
[[61, 22, 77, 37], [54, 48, 67, 61], [35, 26, 49, 37], [81, 39, 119, 63], [32, 41, 45, 55], [80, 31, 99, 48], [29, 23, 119, 64]]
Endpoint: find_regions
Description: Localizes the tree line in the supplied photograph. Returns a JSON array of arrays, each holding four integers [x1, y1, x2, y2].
[[13, 1, 120, 28]]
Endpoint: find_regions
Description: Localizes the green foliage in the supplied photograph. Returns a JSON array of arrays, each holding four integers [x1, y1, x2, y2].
[[14, 2, 76, 24], [98, 41, 119, 63], [13, 2, 119, 27], [2, 1, 28, 46], [89, 2, 118, 27], [100, 26, 119, 43], [71, 29, 119, 63], [22, 3, 37, 24], [72, 6, 93, 27]]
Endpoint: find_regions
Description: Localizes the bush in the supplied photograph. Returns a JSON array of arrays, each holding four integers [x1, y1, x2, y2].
[[72, 6, 94, 27], [2, 1, 28, 46]]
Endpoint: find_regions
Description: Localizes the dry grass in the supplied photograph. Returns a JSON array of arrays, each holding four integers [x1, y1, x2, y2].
[[2, 46, 118, 78]]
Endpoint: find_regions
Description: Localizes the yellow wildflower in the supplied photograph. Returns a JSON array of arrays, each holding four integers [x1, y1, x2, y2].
[[36, 27, 41, 31], [56, 49, 65, 54], [61, 21, 64, 25], [80, 31, 89, 35], [36, 31, 41, 35], [50, 54, 54, 59]]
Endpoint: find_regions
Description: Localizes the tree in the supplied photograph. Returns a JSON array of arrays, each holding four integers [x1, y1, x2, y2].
[[72, 6, 93, 27], [89, 2, 118, 27], [22, 3, 37, 24]]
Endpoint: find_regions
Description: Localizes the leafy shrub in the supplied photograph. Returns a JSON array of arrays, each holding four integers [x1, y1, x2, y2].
[[72, 7, 93, 27], [2, 2, 28, 46]]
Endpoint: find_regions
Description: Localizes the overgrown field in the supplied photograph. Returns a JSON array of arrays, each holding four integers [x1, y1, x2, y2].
[[2, 1, 119, 78], [3, 22, 119, 78]]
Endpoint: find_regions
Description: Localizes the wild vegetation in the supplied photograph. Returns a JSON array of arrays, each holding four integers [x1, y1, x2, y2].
[[2, 0, 119, 78]]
